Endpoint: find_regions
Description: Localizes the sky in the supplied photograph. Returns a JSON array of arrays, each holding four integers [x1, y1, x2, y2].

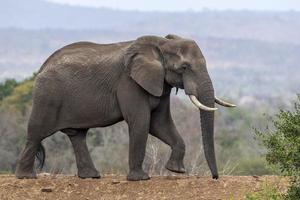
[[47, 0, 300, 12]]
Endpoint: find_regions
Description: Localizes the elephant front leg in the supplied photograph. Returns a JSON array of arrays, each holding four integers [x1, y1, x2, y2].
[[150, 95, 186, 173], [117, 75, 151, 181], [127, 121, 150, 181], [150, 114, 186, 173]]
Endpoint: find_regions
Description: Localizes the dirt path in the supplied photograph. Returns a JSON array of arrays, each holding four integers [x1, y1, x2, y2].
[[0, 175, 288, 200]]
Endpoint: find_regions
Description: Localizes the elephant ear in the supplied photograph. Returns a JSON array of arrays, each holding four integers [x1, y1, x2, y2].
[[125, 37, 165, 97], [165, 34, 182, 40]]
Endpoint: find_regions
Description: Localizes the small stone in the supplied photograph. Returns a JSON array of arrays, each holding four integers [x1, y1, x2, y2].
[[111, 180, 120, 184], [41, 188, 53, 192]]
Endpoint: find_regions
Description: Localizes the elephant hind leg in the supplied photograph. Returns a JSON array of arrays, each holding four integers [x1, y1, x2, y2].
[[62, 128, 100, 179], [15, 121, 51, 179], [16, 83, 63, 179], [15, 120, 55, 178], [15, 139, 42, 179]]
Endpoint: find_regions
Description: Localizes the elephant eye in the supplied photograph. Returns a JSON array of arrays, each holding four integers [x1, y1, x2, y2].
[[175, 63, 190, 74], [181, 63, 190, 70]]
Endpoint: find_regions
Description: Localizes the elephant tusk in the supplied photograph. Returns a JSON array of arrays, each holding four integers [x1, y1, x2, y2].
[[189, 95, 218, 111], [215, 97, 236, 107]]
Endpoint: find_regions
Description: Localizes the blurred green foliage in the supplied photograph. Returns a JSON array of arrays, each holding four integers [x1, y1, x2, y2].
[[0, 79, 18, 101], [1, 75, 35, 114], [236, 158, 274, 175], [2, 80, 33, 113]]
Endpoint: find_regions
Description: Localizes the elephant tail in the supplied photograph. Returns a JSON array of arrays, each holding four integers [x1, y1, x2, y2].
[[36, 143, 46, 170]]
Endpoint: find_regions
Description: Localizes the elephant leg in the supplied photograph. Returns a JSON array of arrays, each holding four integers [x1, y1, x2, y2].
[[117, 75, 151, 181], [150, 95, 186, 173], [15, 139, 41, 179], [126, 119, 150, 181], [63, 128, 100, 179], [16, 117, 51, 179], [16, 91, 64, 179]]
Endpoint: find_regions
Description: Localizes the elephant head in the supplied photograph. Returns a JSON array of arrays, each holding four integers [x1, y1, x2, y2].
[[125, 34, 236, 179]]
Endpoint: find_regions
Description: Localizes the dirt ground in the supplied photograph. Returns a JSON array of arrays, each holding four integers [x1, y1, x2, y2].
[[0, 174, 288, 200]]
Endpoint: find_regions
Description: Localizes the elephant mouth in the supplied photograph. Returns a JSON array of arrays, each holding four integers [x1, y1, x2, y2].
[[175, 83, 184, 89]]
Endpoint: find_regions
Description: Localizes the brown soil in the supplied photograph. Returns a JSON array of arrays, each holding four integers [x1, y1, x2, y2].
[[0, 174, 288, 200]]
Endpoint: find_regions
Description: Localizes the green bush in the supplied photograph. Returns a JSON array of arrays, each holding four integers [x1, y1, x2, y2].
[[255, 95, 300, 199]]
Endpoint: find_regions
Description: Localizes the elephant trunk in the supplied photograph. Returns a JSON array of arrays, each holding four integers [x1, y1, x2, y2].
[[183, 71, 219, 179], [197, 81, 218, 179]]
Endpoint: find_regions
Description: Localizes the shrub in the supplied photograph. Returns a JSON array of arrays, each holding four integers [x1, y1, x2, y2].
[[255, 95, 300, 199]]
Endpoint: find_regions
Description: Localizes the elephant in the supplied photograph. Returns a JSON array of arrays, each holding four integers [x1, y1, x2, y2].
[[15, 34, 236, 181]]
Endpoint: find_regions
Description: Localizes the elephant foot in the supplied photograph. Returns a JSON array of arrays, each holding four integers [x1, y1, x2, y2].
[[15, 170, 37, 179], [127, 170, 150, 181], [212, 174, 219, 180], [78, 168, 101, 179], [166, 159, 186, 173]]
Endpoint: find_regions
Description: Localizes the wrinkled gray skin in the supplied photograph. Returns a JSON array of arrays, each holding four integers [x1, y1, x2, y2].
[[15, 34, 221, 181]]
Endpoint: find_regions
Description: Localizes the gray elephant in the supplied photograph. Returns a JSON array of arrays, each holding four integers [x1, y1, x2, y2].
[[15, 34, 235, 181]]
